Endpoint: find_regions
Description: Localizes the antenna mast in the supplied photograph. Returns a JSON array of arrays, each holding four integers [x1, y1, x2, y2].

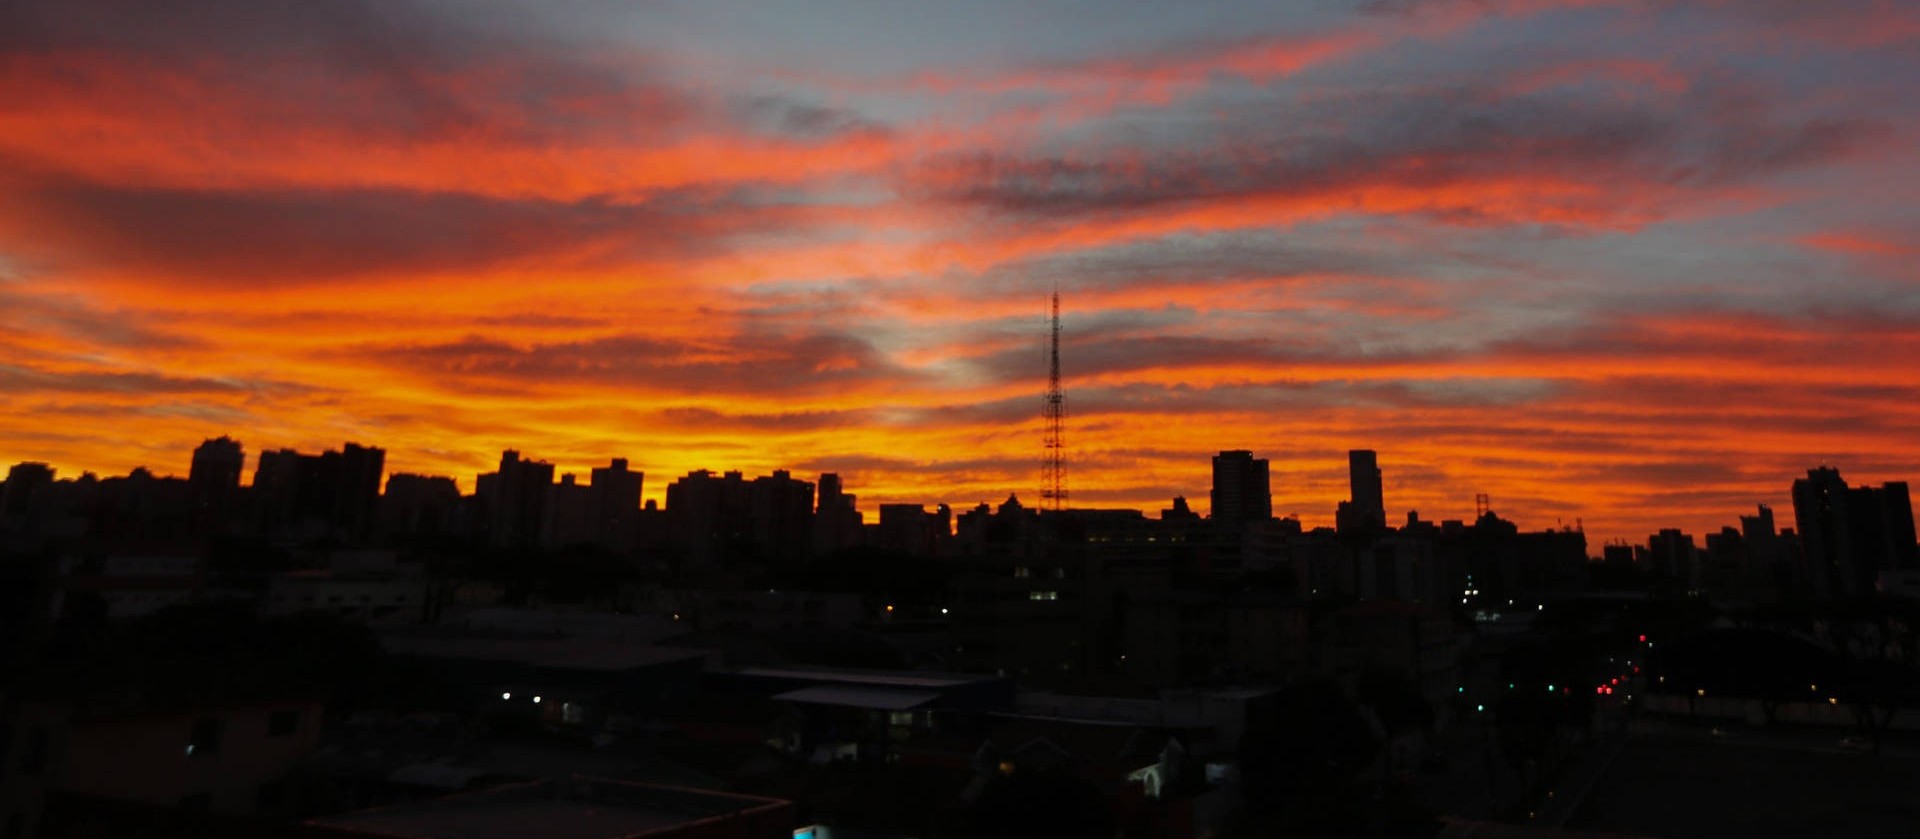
[[1041, 288, 1068, 511]]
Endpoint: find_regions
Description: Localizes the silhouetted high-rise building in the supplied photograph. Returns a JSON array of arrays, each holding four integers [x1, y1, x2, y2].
[[588, 458, 643, 553], [329, 442, 386, 541], [665, 469, 752, 565], [252, 448, 310, 534], [751, 470, 815, 563], [1793, 467, 1917, 599], [188, 436, 244, 528], [382, 473, 462, 538], [477, 449, 555, 550], [543, 473, 598, 549], [1647, 528, 1698, 587], [250, 442, 384, 541], [1338, 449, 1386, 534], [1210, 450, 1271, 525], [813, 472, 863, 555]]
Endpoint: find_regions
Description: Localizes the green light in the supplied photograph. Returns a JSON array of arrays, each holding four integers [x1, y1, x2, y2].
[[1547, 684, 1555, 692], [1476, 704, 1485, 712], [1507, 683, 1515, 690], [1457, 686, 1465, 693]]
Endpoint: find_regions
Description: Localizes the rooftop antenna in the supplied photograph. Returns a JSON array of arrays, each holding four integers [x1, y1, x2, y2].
[[1041, 287, 1067, 512]]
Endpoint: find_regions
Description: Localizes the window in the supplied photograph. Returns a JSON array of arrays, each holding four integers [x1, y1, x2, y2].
[[1028, 591, 1059, 601], [267, 709, 301, 737], [187, 718, 223, 757], [1013, 566, 1030, 578]]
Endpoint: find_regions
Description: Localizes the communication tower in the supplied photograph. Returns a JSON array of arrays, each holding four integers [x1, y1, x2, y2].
[[1041, 289, 1068, 511]]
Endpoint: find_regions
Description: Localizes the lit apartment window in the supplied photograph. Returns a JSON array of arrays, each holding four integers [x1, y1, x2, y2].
[[1028, 591, 1059, 601], [1013, 566, 1030, 578]]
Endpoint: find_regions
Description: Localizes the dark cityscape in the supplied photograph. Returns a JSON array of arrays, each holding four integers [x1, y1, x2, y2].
[[6, 1, 1920, 838], [4, 430, 1919, 837]]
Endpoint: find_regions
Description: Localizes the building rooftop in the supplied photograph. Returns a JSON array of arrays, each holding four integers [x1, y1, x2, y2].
[[381, 637, 710, 672], [307, 776, 790, 839], [773, 686, 940, 711], [727, 665, 993, 689]]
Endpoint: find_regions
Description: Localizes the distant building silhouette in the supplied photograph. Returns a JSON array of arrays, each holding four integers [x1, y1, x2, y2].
[[381, 473, 461, 538], [1209, 450, 1271, 525], [1337, 449, 1386, 534], [2, 461, 55, 519], [187, 436, 244, 532], [654, 467, 815, 566], [1792, 467, 1918, 599], [250, 443, 384, 542], [588, 458, 643, 553], [812, 472, 864, 555], [1160, 496, 1200, 524], [875, 502, 950, 558], [1646, 528, 1698, 589], [331, 443, 386, 542], [476, 449, 555, 550], [664, 469, 748, 566], [749, 470, 814, 564]]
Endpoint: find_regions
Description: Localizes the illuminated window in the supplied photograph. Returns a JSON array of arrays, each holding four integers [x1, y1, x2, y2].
[[1013, 566, 1030, 578], [1028, 591, 1059, 601]]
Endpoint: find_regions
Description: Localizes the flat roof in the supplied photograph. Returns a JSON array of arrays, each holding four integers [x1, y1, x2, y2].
[[309, 777, 787, 839], [773, 686, 940, 711], [728, 665, 990, 689], [381, 637, 708, 672]]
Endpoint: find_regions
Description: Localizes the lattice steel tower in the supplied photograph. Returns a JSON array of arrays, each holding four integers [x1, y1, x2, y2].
[[1041, 288, 1068, 511]]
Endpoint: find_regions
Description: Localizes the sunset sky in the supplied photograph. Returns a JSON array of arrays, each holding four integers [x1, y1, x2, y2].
[[3, 0, 1917, 546]]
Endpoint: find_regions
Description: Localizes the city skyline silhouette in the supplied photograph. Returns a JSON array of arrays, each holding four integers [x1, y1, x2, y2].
[[4, 3, 1919, 838], [3, 1, 1917, 556]]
